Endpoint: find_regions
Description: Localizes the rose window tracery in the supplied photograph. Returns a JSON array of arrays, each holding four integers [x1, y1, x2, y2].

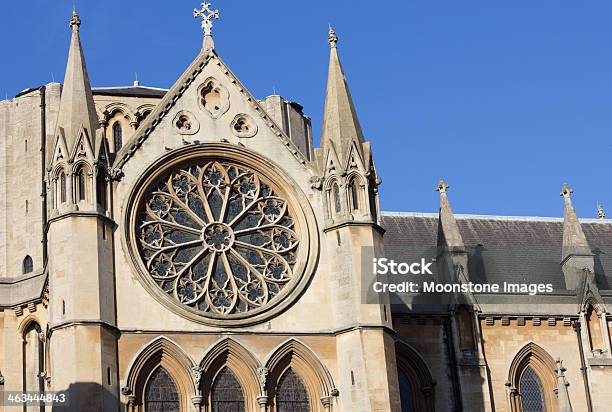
[[135, 160, 300, 316]]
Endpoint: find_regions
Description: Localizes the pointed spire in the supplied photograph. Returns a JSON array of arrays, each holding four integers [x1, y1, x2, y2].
[[561, 183, 592, 259], [555, 359, 573, 412], [321, 26, 365, 163], [436, 179, 465, 250], [55, 8, 98, 151]]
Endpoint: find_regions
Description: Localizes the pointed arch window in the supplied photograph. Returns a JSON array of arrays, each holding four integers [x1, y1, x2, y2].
[[76, 167, 87, 201], [348, 177, 360, 211], [60, 172, 67, 204], [144, 367, 180, 412], [211, 367, 245, 412], [96, 170, 107, 211], [113, 122, 122, 153], [276, 368, 309, 412], [332, 183, 341, 214], [519, 366, 546, 412], [22, 322, 44, 401], [23, 255, 33, 274], [398, 368, 415, 412]]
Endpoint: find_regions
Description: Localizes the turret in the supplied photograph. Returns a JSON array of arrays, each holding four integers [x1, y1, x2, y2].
[[48, 9, 109, 216], [316, 26, 381, 226], [45, 10, 118, 410], [560, 183, 594, 290]]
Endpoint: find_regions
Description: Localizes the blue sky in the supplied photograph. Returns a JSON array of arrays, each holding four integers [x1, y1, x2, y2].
[[2, 1, 611, 217]]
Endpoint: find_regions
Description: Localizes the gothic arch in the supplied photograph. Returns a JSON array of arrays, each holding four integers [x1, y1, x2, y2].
[[196, 338, 262, 411], [72, 161, 92, 203], [395, 341, 435, 412], [264, 339, 336, 411], [103, 102, 136, 122], [345, 172, 365, 213], [124, 336, 196, 411], [507, 342, 558, 412], [198, 338, 261, 411]]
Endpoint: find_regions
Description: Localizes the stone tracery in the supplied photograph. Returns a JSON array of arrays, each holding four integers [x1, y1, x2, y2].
[[135, 159, 300, 316]]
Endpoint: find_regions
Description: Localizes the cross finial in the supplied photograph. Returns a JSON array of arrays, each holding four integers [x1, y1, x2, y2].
[[194, 1, 220, 49], [328, 25, 338, 48], [436, 178, 449, 194], [560, 183, 573, 199], [598, 203, 605, 219], [69, 8, 81, 32]]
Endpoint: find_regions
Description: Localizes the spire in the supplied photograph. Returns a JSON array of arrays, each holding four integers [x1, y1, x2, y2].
[[555, 359, 573, 412], [561, 183, 592, 259], [194, 1, 220, 51], [436, 179, 465, 250], [321, 26, 365, 163], [55, 8, 98, 151]]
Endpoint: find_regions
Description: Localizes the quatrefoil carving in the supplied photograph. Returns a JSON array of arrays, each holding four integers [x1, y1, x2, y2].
[[197, 77, 229, 119]]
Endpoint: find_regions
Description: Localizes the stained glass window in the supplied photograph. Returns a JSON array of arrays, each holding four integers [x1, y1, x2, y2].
[[135, 160, 300, 316], [211, 367, 245, 412], [144, 367, 180, 412], [276, 368, 309, 412], [520, 366, 546, 412], [113, 122, 122, 153], [398, 368, 415, 412]]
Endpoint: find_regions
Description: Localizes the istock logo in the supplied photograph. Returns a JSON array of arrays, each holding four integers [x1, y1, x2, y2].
[[372, 258, 434, 275]]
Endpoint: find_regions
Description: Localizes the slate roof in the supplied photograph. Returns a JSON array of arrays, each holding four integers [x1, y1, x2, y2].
[[92, 86, 167, 98], [381, 212, 612, 291]]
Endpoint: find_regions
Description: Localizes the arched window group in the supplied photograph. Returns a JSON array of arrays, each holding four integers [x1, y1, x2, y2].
[[395, 342, 435, 412], [126, 339, 333, 412]]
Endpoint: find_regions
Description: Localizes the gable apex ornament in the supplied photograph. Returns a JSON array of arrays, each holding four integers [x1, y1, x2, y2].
[[328, 25, 338, 48], [69, 8, 81, 31], [597, 203, 605, 219], [194, 1, 220, 50], [560, 183, 573, 199], [436, 178, 449, 194]]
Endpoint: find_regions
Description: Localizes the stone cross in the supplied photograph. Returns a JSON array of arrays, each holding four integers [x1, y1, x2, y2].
[[194, 1, 220, 37], [598, 203, 606, 219], [69, 9, 81, 31], [560, 183, 573, 199], [328, 25, 339, 48], [436, 178, 449, 194]]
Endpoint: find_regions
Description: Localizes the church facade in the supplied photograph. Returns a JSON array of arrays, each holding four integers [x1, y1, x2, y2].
[[1, 5, 612, 412]]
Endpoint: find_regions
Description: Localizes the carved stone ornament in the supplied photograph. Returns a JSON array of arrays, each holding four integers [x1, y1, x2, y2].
[[309, 176, 323, 190], [173, 111, 200, 135], [191, 365, 203, 387], [197, 77, 230, 119], [124, 144, 318, 326], [230, 114, 258, 138]]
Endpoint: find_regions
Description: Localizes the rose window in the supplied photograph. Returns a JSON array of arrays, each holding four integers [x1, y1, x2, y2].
[[135, 160, 300, 316]]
